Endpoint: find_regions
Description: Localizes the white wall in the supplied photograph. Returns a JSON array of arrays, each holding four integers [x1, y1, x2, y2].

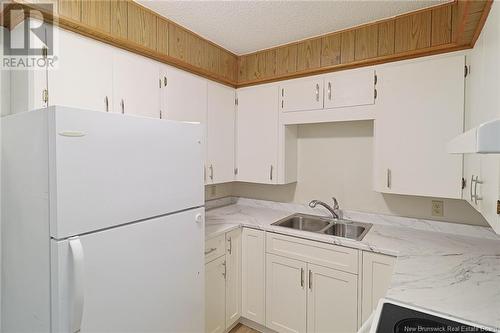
[[208, 121, 488, 226]]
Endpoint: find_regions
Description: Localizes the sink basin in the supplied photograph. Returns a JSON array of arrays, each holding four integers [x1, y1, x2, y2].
[[271, 213, 372, 241], [322, 223, 369, 240], [273, 214, 332, 232]]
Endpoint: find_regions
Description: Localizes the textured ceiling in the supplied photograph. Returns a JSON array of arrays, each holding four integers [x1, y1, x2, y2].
[[138, 0, 449, 55]]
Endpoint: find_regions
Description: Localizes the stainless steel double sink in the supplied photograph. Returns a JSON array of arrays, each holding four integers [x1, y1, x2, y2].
[[271, 213, 372, 241]]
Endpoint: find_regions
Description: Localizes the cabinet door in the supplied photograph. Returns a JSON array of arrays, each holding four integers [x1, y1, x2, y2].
[[236, 85, 279, 184], [207, 82, 235, 184], [205, 256, 226, 333], [163, 66, 207, 123], [112, 49, 160, 118], [361, 252, 396, 323], [324, 69, 375, 109], [266, 254, 307, 333], [241, 228, 266, 325], [307, 263, 358, 333], [374, 55, 464, 198], [48, 29, 113, 112], [9, 18, 47, 114], [280, 78, 323, 112], [225, 228, 241, 329]]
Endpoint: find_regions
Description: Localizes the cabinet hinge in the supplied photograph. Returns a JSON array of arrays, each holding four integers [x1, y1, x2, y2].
[[374, 88, 378, 100], [235, 97, 238, 106], [159, 79, 161, 88], [461, 177, 466, 190], [42, 89, 48, 103], [464, 65, 469, 78], [374, 74, 378, 85], [234, 168, 238, 176], [497, 200, 500, 215], [42, 47, 48, 59]]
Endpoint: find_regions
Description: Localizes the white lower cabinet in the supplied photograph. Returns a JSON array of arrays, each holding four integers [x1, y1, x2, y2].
[[361, 252, 396, 323], [205, 228, 242, 333], [206, 255, 227, 333], [307, 264, 358, 333], [241, 228, 266, 325], [266, 254, 358, 333], [264, 232, 359, 333], [266, 254, 307, 333], [225, 229, 242, 328]]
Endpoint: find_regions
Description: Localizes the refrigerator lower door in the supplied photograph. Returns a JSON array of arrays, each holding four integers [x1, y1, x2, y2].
[[51, 208, 204, 333]]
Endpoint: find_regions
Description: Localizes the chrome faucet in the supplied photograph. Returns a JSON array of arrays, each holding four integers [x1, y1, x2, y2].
[[309, 197, 341, 219]]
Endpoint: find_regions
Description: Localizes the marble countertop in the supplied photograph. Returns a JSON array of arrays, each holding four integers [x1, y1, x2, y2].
[[205, 198, 500, 330]]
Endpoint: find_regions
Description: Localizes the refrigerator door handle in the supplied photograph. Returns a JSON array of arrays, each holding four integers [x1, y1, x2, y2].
[[69, 237, 85, 333]]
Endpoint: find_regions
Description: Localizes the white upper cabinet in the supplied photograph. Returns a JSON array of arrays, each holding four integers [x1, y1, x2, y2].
[[112, 49, 160, 118], [324, 69, 375, 109], [162, 66, 207, 124], [207, 82, 235, 184], [374, 55, 465, 199], [48, 29, 113, 112], [462, 3, 500, 233], [236, 84, 279, 184], [280, 78, 323, 112], [9, 18, 47, 114]]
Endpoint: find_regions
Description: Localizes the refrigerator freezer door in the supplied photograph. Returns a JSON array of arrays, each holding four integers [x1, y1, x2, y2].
[[48, 106, 204, 239], [51, 208, 204, 333]]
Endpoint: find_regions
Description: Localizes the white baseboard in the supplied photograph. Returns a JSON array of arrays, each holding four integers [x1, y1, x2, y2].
[[239, 317, 277, 333]]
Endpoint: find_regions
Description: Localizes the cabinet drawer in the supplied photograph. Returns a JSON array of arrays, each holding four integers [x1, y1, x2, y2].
[[266, 233, 359, 274], [205, 234, 225, 263]]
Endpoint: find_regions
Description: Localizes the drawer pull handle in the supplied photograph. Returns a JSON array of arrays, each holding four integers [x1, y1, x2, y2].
[[309, 270, 312, 290], [300, 268, 304, 287], [204, 247, 217, 255]]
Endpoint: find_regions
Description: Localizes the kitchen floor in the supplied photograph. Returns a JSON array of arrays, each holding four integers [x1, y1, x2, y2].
[[229, 324, 260, 333]]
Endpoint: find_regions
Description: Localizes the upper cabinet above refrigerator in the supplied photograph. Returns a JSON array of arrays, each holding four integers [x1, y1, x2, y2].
[[323, 69, 376, 109]]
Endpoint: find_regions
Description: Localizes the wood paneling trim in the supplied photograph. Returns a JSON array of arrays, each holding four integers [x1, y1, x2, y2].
[[58, 0, 81, 21], [156, 17, 168, 55], [127, 1, 157, 50], [3, 0, 491, 88], [110, 0, 127, 39], [320, 33, 341, 67], [378, 20, 395, 56], [355, 24, 378, 60], [341, 30, 355, 64], [431, 5, 452, 46], [277, 44, 298, 75], [394, 11, 432, 53], [470, 1, 492, 46], [296, 38, 321, 71], [81, 0, 110, 33]]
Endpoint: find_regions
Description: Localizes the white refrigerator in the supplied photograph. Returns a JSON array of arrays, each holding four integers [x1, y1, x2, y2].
[[1, 106, 205, 332]]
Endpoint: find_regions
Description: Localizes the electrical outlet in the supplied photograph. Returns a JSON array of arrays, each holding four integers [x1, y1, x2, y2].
[[431, 200, 444, 217]]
